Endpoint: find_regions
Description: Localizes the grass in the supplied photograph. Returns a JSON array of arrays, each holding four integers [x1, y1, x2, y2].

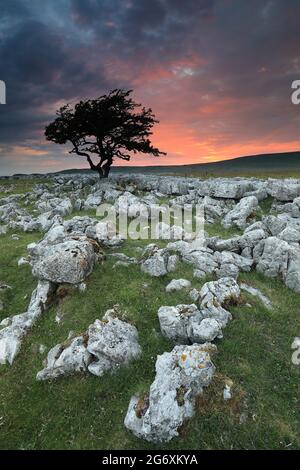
[[65, 209, 97, 219], [259, 196, 274, 216], [0, 222, 300, 450], [0, 178, 52, 198], [205, 222, 242, 239], [0, 230, 41, 320]]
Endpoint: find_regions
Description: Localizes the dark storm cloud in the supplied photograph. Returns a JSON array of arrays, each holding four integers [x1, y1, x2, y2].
[[0, 0, 29, 22], [0, 0, 300, 174], [70, 0, 216, 57], [0, 12, 110, 146]]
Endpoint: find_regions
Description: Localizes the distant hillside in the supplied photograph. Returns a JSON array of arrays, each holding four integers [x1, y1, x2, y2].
[[7, 151, 297, 178], [53, 151, 300, 177]]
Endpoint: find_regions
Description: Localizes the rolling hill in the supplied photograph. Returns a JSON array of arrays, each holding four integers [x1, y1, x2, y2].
[[9, 151, 300, 178]]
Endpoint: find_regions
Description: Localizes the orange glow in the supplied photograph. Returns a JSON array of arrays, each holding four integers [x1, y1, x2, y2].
[[11, 146, 49, 156], [10, 54, 300, 172], [104, 55, 206, 87]]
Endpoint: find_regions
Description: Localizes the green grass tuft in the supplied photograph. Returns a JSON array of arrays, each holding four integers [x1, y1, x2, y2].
[[0, 209, 299, 449]]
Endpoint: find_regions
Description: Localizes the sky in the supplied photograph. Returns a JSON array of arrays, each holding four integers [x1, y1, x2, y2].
[[0, 0, 300, 175]]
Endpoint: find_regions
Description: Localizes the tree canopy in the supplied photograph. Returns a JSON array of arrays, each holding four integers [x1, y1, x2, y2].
[[45, 89, 166, 177]]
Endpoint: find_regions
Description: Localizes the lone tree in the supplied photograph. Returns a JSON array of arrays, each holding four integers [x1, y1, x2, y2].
[[45, 89, 166, 178]]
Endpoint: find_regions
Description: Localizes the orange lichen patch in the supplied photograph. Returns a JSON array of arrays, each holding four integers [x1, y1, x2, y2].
[[197, 363, 206, 369], [246, 210, 257, 222], [181, 353, 187, 362]]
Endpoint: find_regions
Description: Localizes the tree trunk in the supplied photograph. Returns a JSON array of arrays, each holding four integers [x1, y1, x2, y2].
[[96, 167, 107, 179], [86, 155, 112, 179], [101, 158, 113, 179]]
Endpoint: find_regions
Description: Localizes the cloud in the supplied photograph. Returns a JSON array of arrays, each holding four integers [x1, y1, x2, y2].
[[0, 0, 300, 175]]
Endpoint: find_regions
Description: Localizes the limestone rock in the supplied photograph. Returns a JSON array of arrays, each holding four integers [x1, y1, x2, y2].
[[37, 197, 72, 216], [36, 336, 92, 381], [37, 309, 141, 380], [253, 236, 291, 279], [267, 179, 300, 202], [222, 196, 258, 229], [124, 344, 216, 443], [0, 281, 55, 365], [141, 247, 178, 277], [30, 237, 97, 284], [240, 283, 272, 309], [199, 277, 241, 327], [158, 304, 201, 343], [87, 313, 141, 376], [165, 279, 191, 293]]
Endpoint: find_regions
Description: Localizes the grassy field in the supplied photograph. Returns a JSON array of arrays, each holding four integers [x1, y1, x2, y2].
[[0, 222, 299, 450], [0, 178, 52, 198]]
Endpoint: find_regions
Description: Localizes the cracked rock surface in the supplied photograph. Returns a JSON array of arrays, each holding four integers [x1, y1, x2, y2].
[[37, 307, 141, 380], [0, 281, 55, 365], [124, 343, 216, 443]]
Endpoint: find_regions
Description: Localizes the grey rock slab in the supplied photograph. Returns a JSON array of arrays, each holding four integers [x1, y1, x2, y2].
[[87, 314, 141, 376], [30, 238, 97, 284], [222, 196, 258, 229], [197, 179, 254, 199], [141, 249, 178, 277], [124, 344, 216, 443], [36, 336, 92, 381], [37, 309, 141, 380], [165, 279, 191, 293], [240, 283, 272, 309], [253, 236, 291, 279], [199, 277, 241, 327], [37, 197, 72, 216], [158, 304, 201, 343], [188, 317, 223, 343], [0, 281, 55, 365], [267, 179, 300, 201]]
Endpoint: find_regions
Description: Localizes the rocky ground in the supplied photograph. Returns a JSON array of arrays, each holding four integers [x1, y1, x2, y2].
[[0, 173, 299, 449]]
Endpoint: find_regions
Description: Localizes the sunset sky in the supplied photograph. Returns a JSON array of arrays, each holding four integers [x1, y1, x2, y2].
[[0, 0, 300, 175]]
